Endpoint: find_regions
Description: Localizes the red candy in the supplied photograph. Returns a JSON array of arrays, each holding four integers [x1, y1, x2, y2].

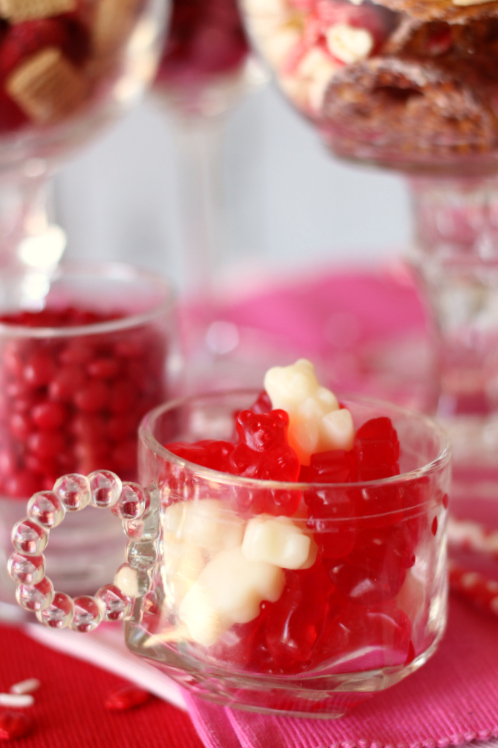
[[352, 416, 400, 482], [264, 562, 337, 673], [230, 409, 299, 481], [104, 684, 150, 711], [155, 0, 249, 90], [228, 409, 301, 516], [162, 395, 432, 676], [0, 304, 168, 496], [0, 709, 33, 740], [167, 439, 235, 472]]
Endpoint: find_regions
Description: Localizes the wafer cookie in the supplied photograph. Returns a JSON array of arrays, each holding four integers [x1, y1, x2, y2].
[[0, 0, 76, 24], [6, 47, 87, 124], [92, 0, 142, 56]]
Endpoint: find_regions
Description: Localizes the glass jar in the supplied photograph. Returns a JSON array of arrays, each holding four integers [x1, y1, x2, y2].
[[0, 261, 177, 620]]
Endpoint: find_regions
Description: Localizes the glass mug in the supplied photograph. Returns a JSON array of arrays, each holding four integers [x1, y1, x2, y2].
[[8, 390, 451, 719], [0, 261, 177, 619]]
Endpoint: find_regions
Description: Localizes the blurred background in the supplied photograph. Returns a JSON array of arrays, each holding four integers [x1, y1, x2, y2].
[[54, 80, 411, 295]]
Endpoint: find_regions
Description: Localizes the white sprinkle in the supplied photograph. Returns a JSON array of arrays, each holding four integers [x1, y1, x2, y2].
[[0, 693, 34, 708], [10, 678, 40, 695]]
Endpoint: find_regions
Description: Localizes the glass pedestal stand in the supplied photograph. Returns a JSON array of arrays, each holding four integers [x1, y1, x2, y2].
[[408, 176, 498, 511], [0, 167, 67, 308]]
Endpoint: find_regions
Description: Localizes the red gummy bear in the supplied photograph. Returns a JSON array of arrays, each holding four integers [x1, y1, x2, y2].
[[228, 409, 300, 516], [230, 409, 299, 481], [352, 417, 400, 482], [166, 439, 234, 472], [316, 598, 412, 671], [264, 562, 337, 674]]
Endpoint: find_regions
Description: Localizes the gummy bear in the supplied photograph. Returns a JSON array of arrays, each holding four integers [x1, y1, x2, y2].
[[352, 417, 400, 482], [349, 417, 402, 529], [264, 562, 337, 674], [325, 520, 416, 606], [209, 605, 271, 671], [166, 439, 234, 472], [301, 450, 358, 559], [228, 409, 301, 516], [315, 599, 412, 672]]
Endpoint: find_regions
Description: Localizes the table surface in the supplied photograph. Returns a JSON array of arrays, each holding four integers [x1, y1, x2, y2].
[[0, 622, 203, 747]]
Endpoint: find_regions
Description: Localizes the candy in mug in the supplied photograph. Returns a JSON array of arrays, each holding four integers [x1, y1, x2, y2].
[[8, 360, 451, 718]]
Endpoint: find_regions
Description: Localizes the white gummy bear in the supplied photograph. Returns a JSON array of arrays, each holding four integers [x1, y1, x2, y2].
[[163, 499, 245, 555], [161, 532, 206, 603], [242, 514, 317, 570], [264, 359, 354, 464], [179, 546, 285, 647]]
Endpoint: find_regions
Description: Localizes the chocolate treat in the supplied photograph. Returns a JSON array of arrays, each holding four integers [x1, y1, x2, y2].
[[321, 19, 498, 160], [372, 0, 498, 25]]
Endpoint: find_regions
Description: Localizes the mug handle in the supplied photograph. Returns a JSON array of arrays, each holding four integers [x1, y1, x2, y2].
[[7, 471, 160, 632]]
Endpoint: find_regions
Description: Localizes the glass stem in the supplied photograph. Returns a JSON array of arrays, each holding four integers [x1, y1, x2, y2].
[[408, 176, 498, 460], [171, 111, 227, 306], [0, 174, 66, 305]]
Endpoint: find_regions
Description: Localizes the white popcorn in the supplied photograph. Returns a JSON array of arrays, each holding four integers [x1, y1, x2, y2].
[[264, 359, 354, 464], [326, 24, 374, 65], [179, 547, 285, 647], [242, 514, 315, 569]]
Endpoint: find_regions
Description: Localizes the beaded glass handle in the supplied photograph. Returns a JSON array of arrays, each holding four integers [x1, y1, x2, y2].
[[7, 471, 159, 632]]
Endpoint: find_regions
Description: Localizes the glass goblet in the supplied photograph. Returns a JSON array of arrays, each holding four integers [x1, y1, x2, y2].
[[240, 0, 498, 485], [151, 0, 271, 390], [0, 0, 168, 284]]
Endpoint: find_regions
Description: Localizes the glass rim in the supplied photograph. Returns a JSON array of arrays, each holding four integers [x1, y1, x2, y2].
[[139, 389, 452, 511], [0, 260, 176, 339]]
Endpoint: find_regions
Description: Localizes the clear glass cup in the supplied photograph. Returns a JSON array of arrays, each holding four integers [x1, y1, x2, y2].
[[0, 261, 177, 620], [8, 390, 451, 718]]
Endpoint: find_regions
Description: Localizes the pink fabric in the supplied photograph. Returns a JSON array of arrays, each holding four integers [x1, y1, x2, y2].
[[186, 596, 498, 748], [214, 263, 425, 359]]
